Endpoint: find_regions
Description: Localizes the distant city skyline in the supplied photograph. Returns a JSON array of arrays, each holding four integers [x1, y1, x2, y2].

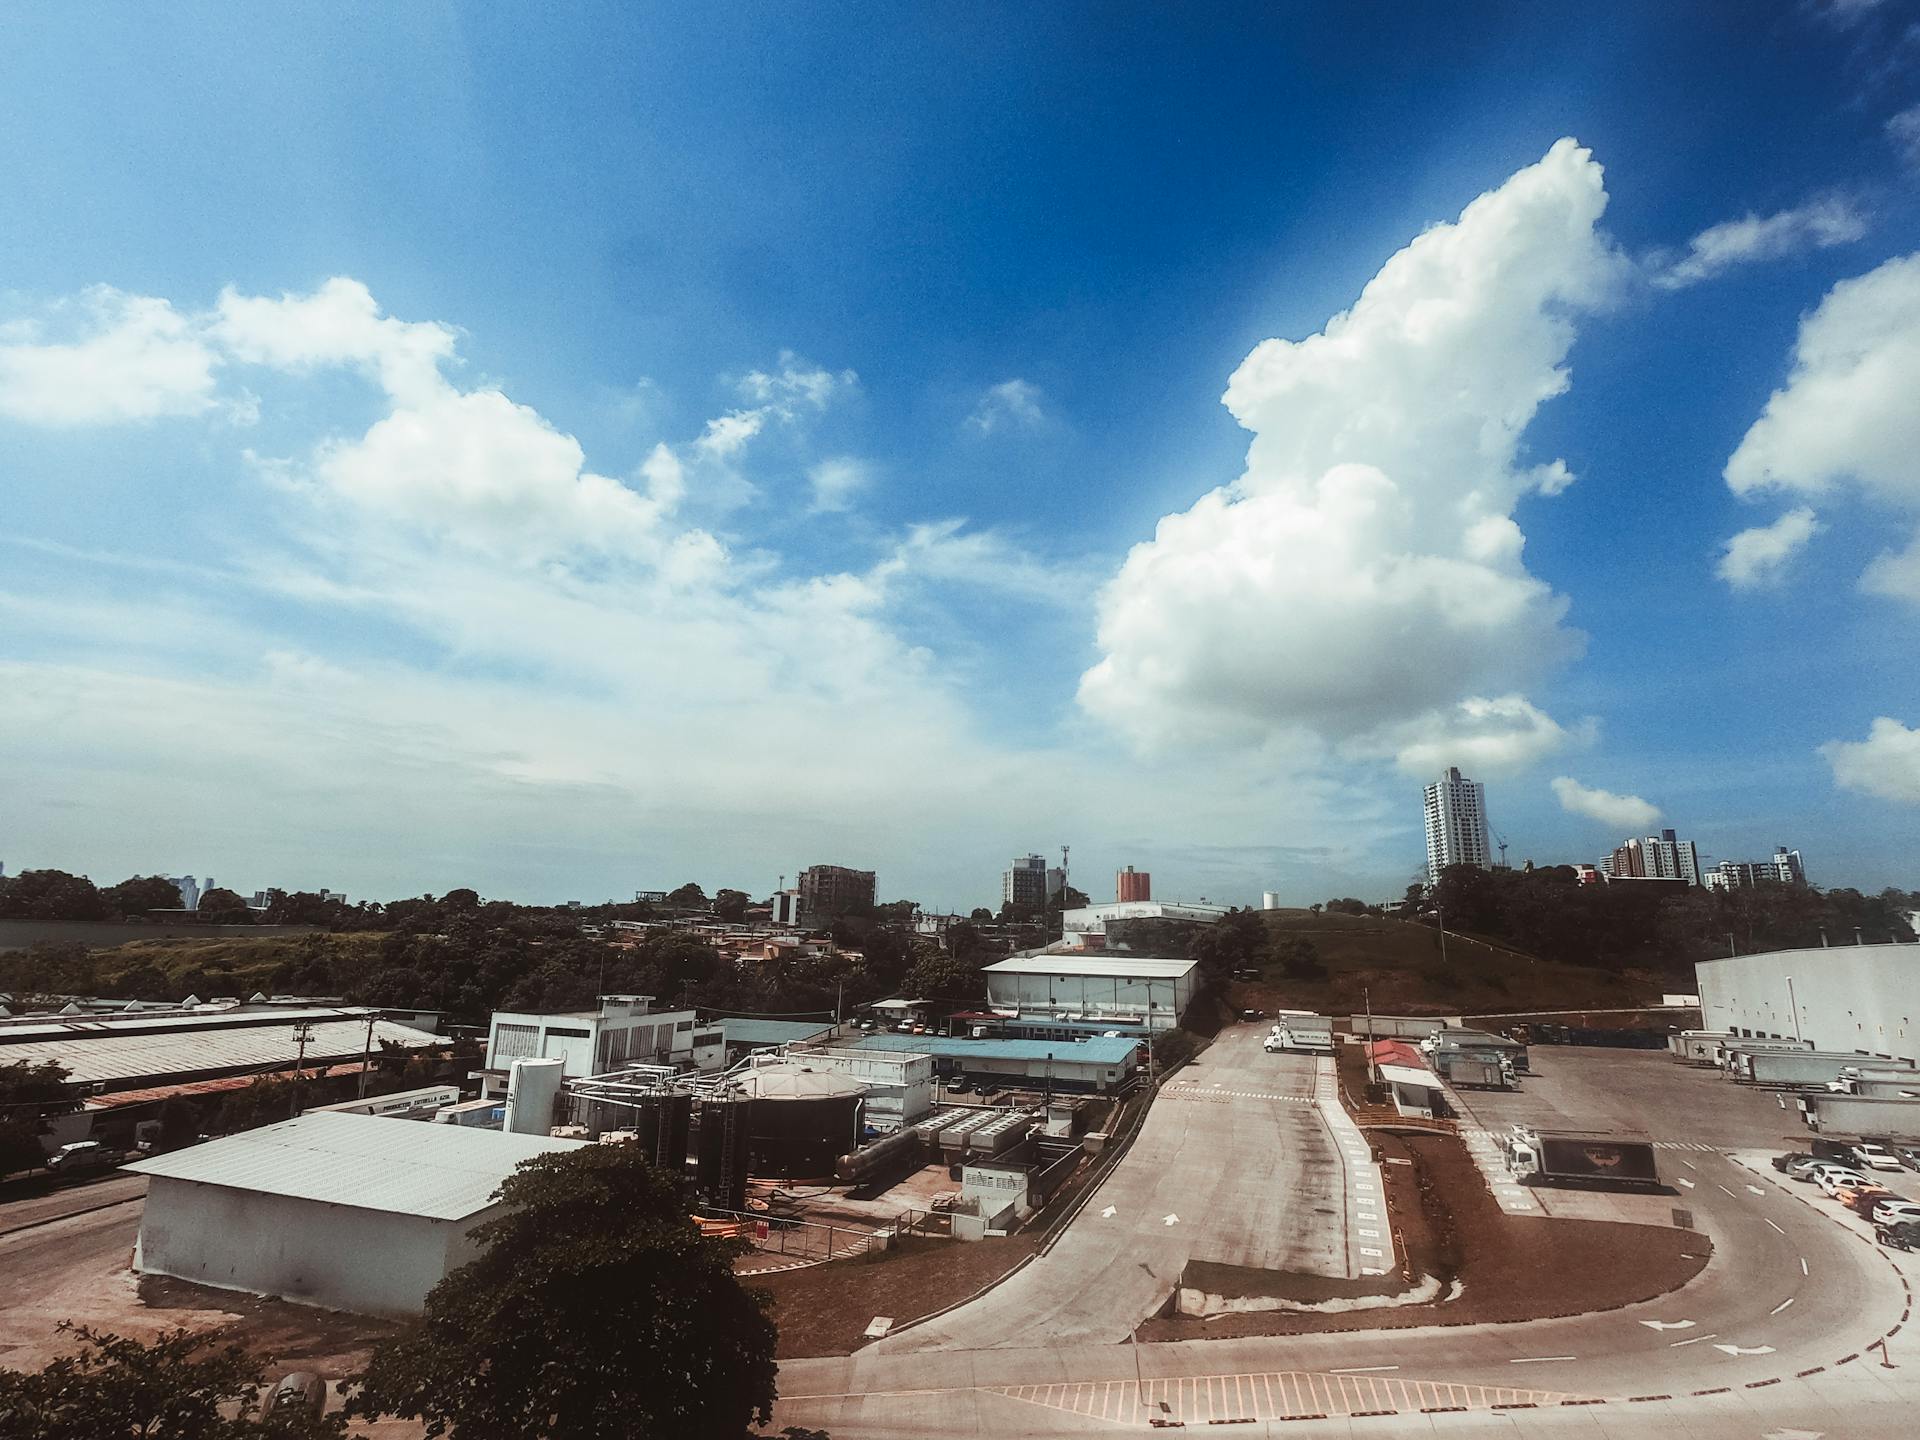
[[3, 7, 1919, 907]]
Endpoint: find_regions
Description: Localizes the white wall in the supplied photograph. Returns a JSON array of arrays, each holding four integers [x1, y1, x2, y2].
[[134, 1178, 486, 1318], [984, 970, 1193, 1029], [1697, 945, 1920, 1066]]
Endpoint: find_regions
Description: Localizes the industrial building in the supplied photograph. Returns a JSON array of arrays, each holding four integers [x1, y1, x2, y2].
[[480, 995, 721, 1097], [852, 1031, 1142, 1093], [1116, 865, 1151, 901], [718, 1017, 836, 1062], [125, 1111, 587, 1317], [1060, 900, 1228, 938], [784, 1044, 933, 1132], [1696, 943, 1920, 1066], [981, 953, 1198, 1031]]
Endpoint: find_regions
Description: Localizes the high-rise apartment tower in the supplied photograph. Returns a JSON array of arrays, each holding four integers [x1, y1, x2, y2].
[[1422, 767, 1492, 883]]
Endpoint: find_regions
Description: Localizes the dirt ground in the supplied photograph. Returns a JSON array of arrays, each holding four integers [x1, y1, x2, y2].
[[753, 1232, 1042, 1357], [1137, 1129, 1709, 1341]]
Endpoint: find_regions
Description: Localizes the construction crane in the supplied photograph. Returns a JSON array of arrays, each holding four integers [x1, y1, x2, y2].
[[1495, 833, 1510, 869]]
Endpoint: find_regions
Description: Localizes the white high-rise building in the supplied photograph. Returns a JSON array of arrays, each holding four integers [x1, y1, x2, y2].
[[1423, 767, 1492, 883]]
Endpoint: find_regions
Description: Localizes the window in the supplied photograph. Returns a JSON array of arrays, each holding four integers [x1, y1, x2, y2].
[[493, 1023, 540, 1061], [676, 1020, 693, 1032]]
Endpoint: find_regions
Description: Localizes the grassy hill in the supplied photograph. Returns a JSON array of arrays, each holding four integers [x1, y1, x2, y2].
[[1233, 909, 1689, 1020], [2, 932, 388, 1003]]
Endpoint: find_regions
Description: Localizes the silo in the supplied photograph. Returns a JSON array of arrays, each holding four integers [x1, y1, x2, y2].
[[633, 1089, 693, 1175], [504, 1057, 564, 1136], [737, 1063, 868, 1179], [694, 1092, 751, 1211], [1262, 891, 1282, 910]]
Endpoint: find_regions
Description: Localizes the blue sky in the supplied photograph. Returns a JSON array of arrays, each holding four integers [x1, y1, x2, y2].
[[4, 2, 1920, 909]]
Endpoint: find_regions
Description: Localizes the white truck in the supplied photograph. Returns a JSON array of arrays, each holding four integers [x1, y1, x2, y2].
[[1265, 1015, 1334, 1054]]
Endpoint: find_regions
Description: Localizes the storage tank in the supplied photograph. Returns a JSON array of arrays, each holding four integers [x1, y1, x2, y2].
[[631, 1089, 692, 1175], [694, 1092, 751, 1211], [736, 1063, 867, 1179], [504, 1057, 564, 1136], [1262, 891, 1282, 910]]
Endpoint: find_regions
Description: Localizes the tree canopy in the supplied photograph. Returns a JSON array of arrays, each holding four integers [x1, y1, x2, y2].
[[352, 1144, 777, 1439], [0, 1060, 80, 1179]]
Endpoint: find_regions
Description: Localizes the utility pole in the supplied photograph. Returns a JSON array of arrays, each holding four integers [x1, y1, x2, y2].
[[1436, 905, 1450, 968], [1365, 986, 1379, 1088], [289, 1023, 315, 1119], [357, 1012, 376, 1099]]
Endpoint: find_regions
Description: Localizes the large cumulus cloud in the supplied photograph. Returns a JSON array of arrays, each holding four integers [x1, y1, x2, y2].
[[1079, 138, 1621, 772]]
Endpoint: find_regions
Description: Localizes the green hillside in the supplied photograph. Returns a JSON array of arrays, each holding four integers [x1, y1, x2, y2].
[[1, 932, 388, 1003], [1235, 909, 1686, 1019]]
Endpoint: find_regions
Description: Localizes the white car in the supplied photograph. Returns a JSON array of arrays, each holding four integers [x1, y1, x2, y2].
[[1870, 1199, 1920, 1227], [1814, 1165, 1871, 1196], [1851, 1142, 1902, 1171]]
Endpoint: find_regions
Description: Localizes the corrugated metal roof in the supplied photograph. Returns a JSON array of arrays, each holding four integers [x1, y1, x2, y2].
[[721, 1019, 835, 1047], [125, 1111, 587, 1220], [852, 1033, 1142, 1066], [981, 956, 1197, 980], [0, 1016, 438, 1088]]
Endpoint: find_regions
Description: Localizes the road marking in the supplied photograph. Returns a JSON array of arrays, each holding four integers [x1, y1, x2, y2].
[[1329, 1365, 1400, 1373], [1669, 1333, 1716, 1347], [1163, 1213, 1180, 1226], [1712, 1343, 1775, 1356], [1509, 1356, 1576, 1364], [1771, 1297, 1795, 1315], [1359, 1247, 1383, 1257], [1746, 1185, 1767, 1196], [1101, 1206, 1116, 1218], [1358, 1228, 1380, 1238], [1765, 1218, 1786, 1235], [1717, 1184, 1737, 1197], [1679, 1158, 1697, 1169], [1639, 1319, 1696, 1331], [1800, 1256, 1809, 1275], [1677, 1178, 1696, 1189]]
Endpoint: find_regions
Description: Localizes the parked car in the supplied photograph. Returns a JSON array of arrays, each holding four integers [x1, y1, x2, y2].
[[1880, 1220, 1920, 1251], [1772, 1152, 1814, 1173], [855, 1019, 876, 1031], [1894, 1143, 1920, 1171], [1240, 1009, 1266, 1021], [262, 1372, 326, 1420], [945, 1076, 972, 1094], [1850, 1141, 1903, 1171], [1784, 1155, 1824, 1180], [1814, 1165, 1872, 1197], [1838, 1183, 1896, 1216], [44, 1141, 125, 1178], [1871, 1199, 1920, 1228]]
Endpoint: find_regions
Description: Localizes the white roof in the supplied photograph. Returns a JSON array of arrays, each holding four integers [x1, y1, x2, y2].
[[1380, 1063, 1443, 1089], [0, 1013, 438, 1087], [981, 955, 1198, 980], [127, 1111, 587, 1221]]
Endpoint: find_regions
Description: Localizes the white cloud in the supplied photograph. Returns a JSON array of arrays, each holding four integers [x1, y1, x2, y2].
[[1653, 197, 1868, 290], [807, 456, 873, 513], [1388, 696, 1590, 778], [1822, 717, 1920, 805], [693, 409, 766, 459], [880, 519, 1086, 605], [1717, 506, 1822, 588], [737, 352, 857, 412], [214, 277, 455, 405], [1722, 251, 1920, 601], [1079, 138, 1619, 755], [967, 378, 1047, 433], [1551, 775, 1661, 830], [0, 287, 219, 424], [1888, 105, 1920, 170]]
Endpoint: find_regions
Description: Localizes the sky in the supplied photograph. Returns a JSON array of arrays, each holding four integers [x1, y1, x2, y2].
[[4, 2, 1920, 911]]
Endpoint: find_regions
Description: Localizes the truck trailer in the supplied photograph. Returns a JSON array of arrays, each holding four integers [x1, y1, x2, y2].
[[1437, 1053, 1514, 1089], [1834, 1073, 1920, 1098], [1734, 1050, 1913, 1087], [1704, 1036, 1813, 1068], [1266, 1015, 1335, 1054], [1503, 1125, 1661, 1188], [1798, 1093, 1920, 1141]]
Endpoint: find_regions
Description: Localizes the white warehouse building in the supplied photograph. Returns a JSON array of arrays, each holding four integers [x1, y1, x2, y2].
[[1696, 944, 1920, 1067], [126, 1111, 586, 1317], [981, 954, 1198, 1031]]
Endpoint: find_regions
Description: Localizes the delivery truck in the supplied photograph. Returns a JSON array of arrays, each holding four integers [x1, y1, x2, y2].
[[1266, 1014, 1335, 1053], [1734, 1050, 1914, 1088], [1437, 1053, 1515, 1089], [1503, 1125, 1661, 1189], [1798, 1093, 1920, 1141], [1832, 1072, 1920, 1098], [1706, 1036, 1813, 1068]]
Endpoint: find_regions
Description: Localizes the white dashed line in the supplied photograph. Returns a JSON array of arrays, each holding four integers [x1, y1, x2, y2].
[[1765, 1218, 1786, 1235], [1330, 1365, 1400, 1373], [1669, 1333, 1717, 1347], [1771, 1297, 1795, 1315], [1510, 1356, 1575, 1364], [1800, 1256, 1809, 1276]]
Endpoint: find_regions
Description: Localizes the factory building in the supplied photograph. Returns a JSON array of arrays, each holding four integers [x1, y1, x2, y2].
[[718, 1017, 836, 1063], [125, 1112, 586, 1317], [851, 1031, 1142, 1093], [981, 954, 1198, 1031], [783, 1044, 933, 1132], [480, 995, 722, 1098], [1696, 943, 1920, 1066]]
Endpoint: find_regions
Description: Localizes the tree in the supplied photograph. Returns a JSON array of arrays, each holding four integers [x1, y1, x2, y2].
[[903, 951, 984, 1007], [1272, 936, 1327, 981], [102, 874, 187, 916], [0, 869, 108, 921], [351, 1145, 777, 1439], [0, 1324, 342, 1438], [195, 887, 253, 923], [0, 1060, 80, 1179], [968, 907, 992, 921], [1186, 909, 1266, 986], [665, 882, 709, 909], [713, 888, 751, 923]]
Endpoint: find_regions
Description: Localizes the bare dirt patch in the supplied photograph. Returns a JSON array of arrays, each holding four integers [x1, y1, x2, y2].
[[137, 1275, 400, 1376], [1137, 1129, 1708, 1341], [754, 1232, 1041, 1358]]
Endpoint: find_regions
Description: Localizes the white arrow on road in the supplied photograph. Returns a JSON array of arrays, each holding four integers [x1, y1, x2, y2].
[[1676, 1177, 1696, 1189], [1163, 1213, 1180, 1226], [1637, 1319, 1696, 1331], [1712, 1343, 1775, 1356], [1762, 1430, 1824, 1440], [1101, 1206, 1117, 1219], [1746, 1184, 1766, 1195]]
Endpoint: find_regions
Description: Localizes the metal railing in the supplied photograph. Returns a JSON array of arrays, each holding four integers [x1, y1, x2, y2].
[[697, 1203, 948, 1263]]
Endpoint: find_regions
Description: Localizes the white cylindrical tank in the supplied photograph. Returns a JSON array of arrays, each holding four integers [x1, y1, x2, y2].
[[1262, 891, 1282, 910], [504, 1057, 565, 1136]]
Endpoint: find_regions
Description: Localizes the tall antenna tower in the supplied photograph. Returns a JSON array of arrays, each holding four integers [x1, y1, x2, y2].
[[1495, 833, 1509, 869]]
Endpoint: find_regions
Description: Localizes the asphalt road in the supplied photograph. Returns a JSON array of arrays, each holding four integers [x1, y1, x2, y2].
[[776, 1040, 1919, 1436], [0, 1172, 146, 1237], [869, 1028, 1354, 1351]]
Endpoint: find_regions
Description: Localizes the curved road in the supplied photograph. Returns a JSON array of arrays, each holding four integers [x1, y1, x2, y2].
[[773, 1040, 1919, 1436]]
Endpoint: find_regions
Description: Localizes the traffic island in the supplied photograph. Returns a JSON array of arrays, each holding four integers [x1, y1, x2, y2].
[[1134, 1130, 1710, 1341]]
